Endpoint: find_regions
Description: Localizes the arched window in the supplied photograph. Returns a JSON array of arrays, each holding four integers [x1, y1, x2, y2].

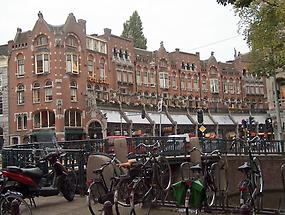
[[64, 109, 82, 127], [44, 80, 52, 102], [35, 35, 48, 46], [193, 75, 199, 91], [16, 113, 28, 130], [17, 84, 25, 105], [0, 92, 2, 114], [33, 110, 55, 128], [66, 53, 79, 74], [32, 82, 41, 103], [172, 73, 177, 89], [180, 74, 186, 90], [66, 35, 78, 47], [16, 54, 25, 77], [201, 76, 207, 91], [70, 80, 78, 102]]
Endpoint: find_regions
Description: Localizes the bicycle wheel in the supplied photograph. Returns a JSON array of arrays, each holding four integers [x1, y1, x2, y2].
[[205, 173, 217, 207], [0, 193, 32, 215], [252, 157, 263, 211], [155, 156, 172, 191], [61, 171, 77, 201], [114, 178, 132, 215], [87, 182, 107, 215]]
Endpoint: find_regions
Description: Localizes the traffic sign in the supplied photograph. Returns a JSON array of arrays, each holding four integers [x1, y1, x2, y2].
[[199, 125, 206, 133]]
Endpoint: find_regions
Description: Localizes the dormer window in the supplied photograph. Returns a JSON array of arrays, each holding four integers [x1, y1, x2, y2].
[[36, 35, 48, 46], [66, 35, 78, 47]]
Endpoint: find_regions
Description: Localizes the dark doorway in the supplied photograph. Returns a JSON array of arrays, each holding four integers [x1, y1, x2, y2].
[[88, 121, 103, 139]]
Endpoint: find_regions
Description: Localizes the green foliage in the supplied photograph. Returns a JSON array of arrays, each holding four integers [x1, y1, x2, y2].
[[236, 0, 285, 76], [216, 0, 252, 7], [121, 11, 147, 49]]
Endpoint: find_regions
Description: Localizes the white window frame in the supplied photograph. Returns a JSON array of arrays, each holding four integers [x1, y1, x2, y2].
[[44, 81, 53, 102], [32, 83, 41, 103], [66, 53, 79, 74], [99, 60, 105, 80], [70, 81, 78, 102], [35, 53, 50, 74], [210, 79, 219, 93], [17, 58, 25, 77], [159, 72, 169, 89], [17, 84, 25, 105]]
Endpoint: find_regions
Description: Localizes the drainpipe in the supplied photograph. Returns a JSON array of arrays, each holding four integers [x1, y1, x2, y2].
[[165, 106, 177, 134]]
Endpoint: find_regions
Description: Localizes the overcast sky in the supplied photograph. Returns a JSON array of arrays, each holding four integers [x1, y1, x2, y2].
[[0, 0, 249, 62]]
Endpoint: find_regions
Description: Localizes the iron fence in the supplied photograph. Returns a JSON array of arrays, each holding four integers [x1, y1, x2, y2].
[[1, 137, 284, 195]]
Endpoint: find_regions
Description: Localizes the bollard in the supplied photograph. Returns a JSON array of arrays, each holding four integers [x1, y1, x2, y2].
[[11, 199, 20, 215], [239, 204, 251, 215], [102, 201, 113, 215]]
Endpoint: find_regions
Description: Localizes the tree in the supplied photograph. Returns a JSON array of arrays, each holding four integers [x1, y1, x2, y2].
[[236, 0, 285, 76], [121, 11, 147, 49]]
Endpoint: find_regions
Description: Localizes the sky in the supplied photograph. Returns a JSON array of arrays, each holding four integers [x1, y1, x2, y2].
[[0, 0, 249, 62]]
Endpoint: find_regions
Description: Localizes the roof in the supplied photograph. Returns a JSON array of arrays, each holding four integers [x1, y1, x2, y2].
[[0, 45, 8, 56], [14, 31, 32, 44]]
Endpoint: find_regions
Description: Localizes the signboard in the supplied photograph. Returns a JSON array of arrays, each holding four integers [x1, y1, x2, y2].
[[199, 125, 206, 133]]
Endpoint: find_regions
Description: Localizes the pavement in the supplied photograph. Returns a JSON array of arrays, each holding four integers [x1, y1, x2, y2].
[[30, 195, 207, 215]]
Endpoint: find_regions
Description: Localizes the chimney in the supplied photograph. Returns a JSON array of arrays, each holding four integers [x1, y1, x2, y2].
[[78, 19, 86, 32], [175, 48, 180, 52], [104, 28, 112, 36], [195, 52, 200, 58], [211, 51, 214, 56], [17, 28, 22, 33]]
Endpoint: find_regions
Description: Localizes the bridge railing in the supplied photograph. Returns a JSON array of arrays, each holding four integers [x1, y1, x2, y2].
[[201, 138, 285, 155]]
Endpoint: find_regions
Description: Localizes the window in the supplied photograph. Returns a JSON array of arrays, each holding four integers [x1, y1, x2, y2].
[[35, 53, 49, 74], [122, 71, 127, 83], [0, 92, 2, 114], [17, 84, 25, 105], [193, 76, 199, 91], [16, 113, 28, 131], [17, 54, 25, 77], [136, 70, 142, 85], [202, 79, 207, 91], [32, 82, 40, 103], [45, 81, 52, 102], [236, 81, 241, 94], [181, 75, 186, 90], [33, 110, 55, 128], [87, 56, 94, 77], [66, 35, 78, 47], [99, 59, 105, 80], [66, 53, 79, 74], [36, 35, 48, 46], [172, 75, 177, 89], [187, 78, 192, 91], [128, 72, 133, 83], [159, 72, 169, 89], [0, 74, 2, 88], [149, 70, 155, 86], [70, 81, 78, 102], [64, 109, 82, 127], [223, 81, 228, 93], [117, 70, 122, 82], [210, 79, 219, 93], [143, 70, 148, 86]]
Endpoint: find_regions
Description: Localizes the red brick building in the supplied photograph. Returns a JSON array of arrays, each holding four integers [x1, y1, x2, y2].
[[7, 12, 268, 144]]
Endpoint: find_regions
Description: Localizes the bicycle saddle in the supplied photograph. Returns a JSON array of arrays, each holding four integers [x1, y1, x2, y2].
[[190, 164, 202, 171], [238, 162, 251, 171]]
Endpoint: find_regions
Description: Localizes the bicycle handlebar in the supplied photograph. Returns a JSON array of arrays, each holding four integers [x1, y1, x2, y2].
[[190, 147, 221, 157], [135, 141, 160, 150]]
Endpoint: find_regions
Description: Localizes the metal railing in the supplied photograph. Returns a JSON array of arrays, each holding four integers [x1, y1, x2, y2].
[[1, 137, 284, 195]]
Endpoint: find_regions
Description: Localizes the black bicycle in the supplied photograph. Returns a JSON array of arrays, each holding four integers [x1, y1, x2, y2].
[[114, 141, 172, 215], [232, 136, 264, 214], [87, 155, 125, 215]]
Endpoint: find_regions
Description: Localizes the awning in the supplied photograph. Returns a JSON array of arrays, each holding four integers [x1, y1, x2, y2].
[[125, 112, 149, 124], [65, 128, 85, 135], [231, 115, 247, 124], [211, 115, 235, 125], [171, 114, 192, 125], [30, 130, 56, 142], [148, 113, 172, 125], [231, 114, 267, 124], [252, 115, 267, 124], [190, 114, 214, 125], [101, 110, 126, 123]]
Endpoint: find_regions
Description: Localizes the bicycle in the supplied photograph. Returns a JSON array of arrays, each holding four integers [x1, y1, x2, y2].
[[232, 136, 264, 214], [87, 154, 125, 215], [114, 140, 172, 215], [0, 176, 32, 215]]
